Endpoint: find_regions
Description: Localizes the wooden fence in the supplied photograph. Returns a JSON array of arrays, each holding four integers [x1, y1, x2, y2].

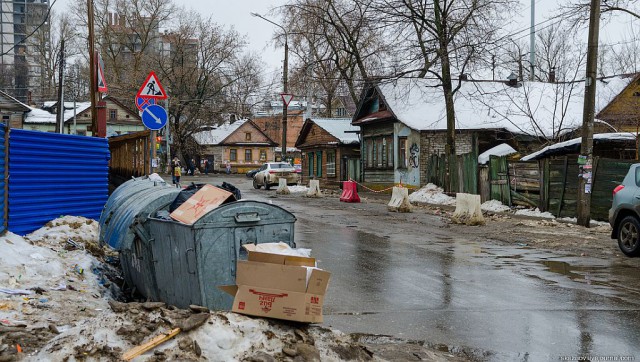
[[426, 152, 478, 194], [479, 155, 634, 221]]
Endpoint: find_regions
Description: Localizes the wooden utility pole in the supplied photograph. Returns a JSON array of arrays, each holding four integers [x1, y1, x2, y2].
[[577, 0, 601, 227], [87, 0, 97, 136]]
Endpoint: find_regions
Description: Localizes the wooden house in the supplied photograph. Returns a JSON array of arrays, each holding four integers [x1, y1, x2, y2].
[[352, 77, 633, 190], [596, 73, 640, 133], [192, 119, 277, 173], [0, 90, 30, 127], [295, 118, 360, 187], [22, 96, 144, 136]]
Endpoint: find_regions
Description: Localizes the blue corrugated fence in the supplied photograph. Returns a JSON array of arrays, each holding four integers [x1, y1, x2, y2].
[[0, 124, 6, 234], [8, 129, 110, 235]]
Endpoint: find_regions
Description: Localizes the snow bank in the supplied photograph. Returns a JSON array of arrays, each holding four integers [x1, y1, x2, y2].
[[408, 184, 456, 205], [514, 208, 555, 219], [288, 185, 309, 193], [481, 200, 511, 212]]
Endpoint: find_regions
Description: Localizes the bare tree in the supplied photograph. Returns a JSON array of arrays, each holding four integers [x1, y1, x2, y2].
[[371, 0, 516, 190], [156, 10, 255, 160]]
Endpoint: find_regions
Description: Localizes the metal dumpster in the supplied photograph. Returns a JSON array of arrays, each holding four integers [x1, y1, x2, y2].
[[142, 200, 296, 310], [99, 177, 180, 300]]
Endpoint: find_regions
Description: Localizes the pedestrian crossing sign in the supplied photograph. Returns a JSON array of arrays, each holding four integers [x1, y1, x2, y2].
[[136, 71, 167, 99]]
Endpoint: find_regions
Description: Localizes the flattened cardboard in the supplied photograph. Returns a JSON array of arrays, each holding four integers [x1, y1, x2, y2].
[[170, 184, 235, 224], [243, 244, 316, 267]]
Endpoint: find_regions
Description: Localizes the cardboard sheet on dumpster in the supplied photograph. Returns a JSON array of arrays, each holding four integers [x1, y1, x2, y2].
[[169, 184, 235, 224]]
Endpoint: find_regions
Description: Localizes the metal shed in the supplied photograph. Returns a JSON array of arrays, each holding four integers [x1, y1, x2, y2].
[[143, 200, 296, 310]]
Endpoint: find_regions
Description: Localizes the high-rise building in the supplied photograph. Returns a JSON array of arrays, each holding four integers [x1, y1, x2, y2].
[[0, 0, 50, 104]]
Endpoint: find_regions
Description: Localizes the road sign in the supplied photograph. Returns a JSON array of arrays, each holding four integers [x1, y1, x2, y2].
[[97, 54, 108, 93], [141, 104, 168, 130], [281, 93, 294, 107], [135, 96, 156, 111], [137, 71, 167, 99]]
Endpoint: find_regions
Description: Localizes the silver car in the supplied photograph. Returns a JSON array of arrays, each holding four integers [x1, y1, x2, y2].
[[609, 163, 640, 257], [253, 162, 299, 190]]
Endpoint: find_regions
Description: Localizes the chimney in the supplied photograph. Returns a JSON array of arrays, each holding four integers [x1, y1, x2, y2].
[[549, 67, 556, 83]]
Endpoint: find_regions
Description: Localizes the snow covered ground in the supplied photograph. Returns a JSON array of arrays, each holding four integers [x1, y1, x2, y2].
[[0, 217, 378, 361], [407, 184, 610, 224]]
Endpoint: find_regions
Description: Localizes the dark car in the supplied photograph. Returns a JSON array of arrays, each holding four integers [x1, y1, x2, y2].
[[609, 163, 640, 256], [246, 168, 259, 178]]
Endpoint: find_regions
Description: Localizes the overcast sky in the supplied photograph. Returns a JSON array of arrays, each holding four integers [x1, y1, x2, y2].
[[53, 0, 636, 76]]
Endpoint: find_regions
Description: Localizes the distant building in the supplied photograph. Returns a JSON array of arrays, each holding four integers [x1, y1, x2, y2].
[[0, 0, 50, 104]]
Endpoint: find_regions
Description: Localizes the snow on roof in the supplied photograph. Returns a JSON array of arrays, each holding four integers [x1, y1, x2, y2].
[[478, 143, 517, 164], [311, 118, 359, 144], [521, 132, 636, 161], [377, 76, 630, 138], [192, 119, 249, 145], [24, 102, 91, 124]]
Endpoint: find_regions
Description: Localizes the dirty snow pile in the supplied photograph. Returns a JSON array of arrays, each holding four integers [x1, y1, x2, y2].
[[480, 200, 511, 213], [408, 184, 456, 205], [287, 185, 309, 193], [0, 216, 381, 361], [514, 208, 555, 219]]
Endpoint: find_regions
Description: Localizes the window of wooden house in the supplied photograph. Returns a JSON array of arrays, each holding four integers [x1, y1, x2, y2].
[[399, 137, 407, 168], [230, 149, 237, 161], [245, 149, 252, 161], [376, 139, 383, 167], [326, 150, 336, 177], [366, 139, 373, 168], [259, 149, 267, 161], [245, 132, 251, 141], [308, 152, 314, 177], [109, 109, 117, 121], [387, 136, 394, 168], [316, 151, 322, 177], [365, 135, 394, 169]]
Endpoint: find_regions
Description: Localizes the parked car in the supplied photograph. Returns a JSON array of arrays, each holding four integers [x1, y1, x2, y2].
[[245, 168, 259, 179], [253, 162, 299, 190], [609, 163, 640, 256]]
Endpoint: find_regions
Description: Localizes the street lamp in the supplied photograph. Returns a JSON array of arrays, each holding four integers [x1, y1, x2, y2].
[[250, 12, 289, 162]]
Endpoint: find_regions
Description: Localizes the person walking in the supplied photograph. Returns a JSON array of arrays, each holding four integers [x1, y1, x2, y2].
[[204, 159, 209, 175], [173, 160, 182, 188], [171, 156, 180, 184], [225, 161, 231, 175], [190, 158, 196, 176]]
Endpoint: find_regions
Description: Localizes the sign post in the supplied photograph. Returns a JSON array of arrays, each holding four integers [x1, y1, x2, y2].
[[136, 71, 168, 175]]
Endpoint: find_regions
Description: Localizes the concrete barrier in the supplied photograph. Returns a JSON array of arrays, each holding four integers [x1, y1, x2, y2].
[[388, 186, 412, 212], [276, 178, 290, 195], [340, 180, 360, 203], [306, 179, 323, 198], [451, 193, 485, 225]]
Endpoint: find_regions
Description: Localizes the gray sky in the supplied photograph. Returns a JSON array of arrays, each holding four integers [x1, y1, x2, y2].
[[53, 0, 635, 75]]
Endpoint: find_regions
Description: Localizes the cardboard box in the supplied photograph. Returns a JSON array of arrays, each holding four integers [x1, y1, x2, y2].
[[169, 184, 235, 224], [219, 244, 331, 323]]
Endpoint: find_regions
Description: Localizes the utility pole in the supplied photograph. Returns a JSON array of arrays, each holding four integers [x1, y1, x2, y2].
[[529, 0, 535, 81], [87, 0, 97, 136], [577, 0, 601, 227], [55, 39, 65, 133], [282, 38, 288, 162]]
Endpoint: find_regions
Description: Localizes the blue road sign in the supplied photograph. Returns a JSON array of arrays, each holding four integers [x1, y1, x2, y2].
[[141, 104, 168, 130], [136, 96, 156, 111]]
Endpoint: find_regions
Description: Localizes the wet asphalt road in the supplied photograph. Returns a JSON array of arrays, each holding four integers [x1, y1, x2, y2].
[[184, 174, 640, 360]]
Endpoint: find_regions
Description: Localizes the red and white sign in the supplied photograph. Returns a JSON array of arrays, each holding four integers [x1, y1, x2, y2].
[[280, 93, 294, 107], [97, 53, 108, 93], [136, 71, 167, 99]]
